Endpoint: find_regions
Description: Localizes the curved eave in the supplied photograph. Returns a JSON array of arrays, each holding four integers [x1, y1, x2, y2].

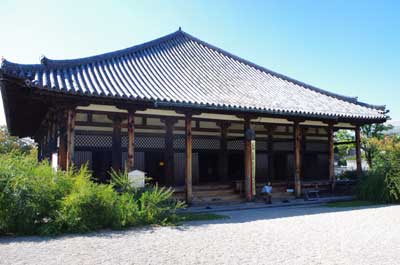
[[18, 80, 388, 123]]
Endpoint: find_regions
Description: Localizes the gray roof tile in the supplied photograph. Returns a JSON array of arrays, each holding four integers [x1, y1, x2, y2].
[[0, 30, 386, 120]]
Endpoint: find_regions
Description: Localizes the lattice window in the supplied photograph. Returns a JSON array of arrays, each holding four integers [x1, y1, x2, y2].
[[76, 134, 165, 149], [135, 136, 165, 149], [192, 138, 220, 150], [228, 140, 244, 150], [121, 136, 128, 147], [173, 136, 185, 149], [75, 134, 112, 147]]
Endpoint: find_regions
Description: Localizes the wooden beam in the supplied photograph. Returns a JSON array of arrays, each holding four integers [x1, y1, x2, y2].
[[355, 125, 362, 177], [185, 114, 193, 204], [328, 123, 335, 190], [335, 140, 356, 145], [294, 121, 302, 197], [127, 110, 135, 172], [111, 114, 123, 172], [66, 108, 76, 170]]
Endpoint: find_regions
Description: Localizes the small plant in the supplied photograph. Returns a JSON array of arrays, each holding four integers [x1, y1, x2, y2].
[[110, 168, 135, 193], [136, 185, 185, 225]]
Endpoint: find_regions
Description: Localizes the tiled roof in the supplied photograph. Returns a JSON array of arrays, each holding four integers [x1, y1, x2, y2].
[[0, 29, 386, 120]]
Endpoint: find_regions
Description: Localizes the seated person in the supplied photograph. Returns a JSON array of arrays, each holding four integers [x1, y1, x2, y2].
[[261, 182, 272, 204]]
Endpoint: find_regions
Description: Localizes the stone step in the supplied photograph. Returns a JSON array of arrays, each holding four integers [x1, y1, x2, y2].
[[174, 189, 236, 198], [173, 184, 233, 193], [192, 194, 244, 204]]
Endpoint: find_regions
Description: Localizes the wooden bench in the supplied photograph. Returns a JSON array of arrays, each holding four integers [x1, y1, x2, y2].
[[302, 181, 332, 201], [303, 189, 320, 201]]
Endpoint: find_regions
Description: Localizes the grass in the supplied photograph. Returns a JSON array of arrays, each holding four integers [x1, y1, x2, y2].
[[325, 200, 377, 208], [176, 212, 229, 222]]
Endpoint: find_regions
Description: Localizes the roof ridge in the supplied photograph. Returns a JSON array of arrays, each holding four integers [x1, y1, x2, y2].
[[1, 30, 185, 69], [178, 31, 386, 111]]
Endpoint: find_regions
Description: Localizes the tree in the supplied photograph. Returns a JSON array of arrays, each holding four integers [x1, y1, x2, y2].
[[334, 129, 354, 166], [361, 123, 393, 168], [0, 126, 35, 155]]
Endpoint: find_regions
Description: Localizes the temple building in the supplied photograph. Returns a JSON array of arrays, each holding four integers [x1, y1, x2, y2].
[[0, 29, 387, 203]]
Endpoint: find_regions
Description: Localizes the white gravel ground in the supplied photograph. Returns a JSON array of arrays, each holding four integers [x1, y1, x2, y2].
[[1, 205, 400, 265]]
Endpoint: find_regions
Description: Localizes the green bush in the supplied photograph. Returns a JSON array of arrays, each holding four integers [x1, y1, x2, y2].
[[356, 136, 400, 203], [0, 152, 184, 236], [136, 185, 184, 225], [52, 170, 120, 233], [357, 158, 400, 203], [110, 169, 184, 225], [0, 152, 74, 235]]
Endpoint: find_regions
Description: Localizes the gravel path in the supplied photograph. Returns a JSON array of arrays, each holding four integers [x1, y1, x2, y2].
[[1, 205, 400, 265]]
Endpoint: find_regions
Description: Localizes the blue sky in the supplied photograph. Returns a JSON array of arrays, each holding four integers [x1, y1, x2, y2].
[[1, 0, 399, 124]]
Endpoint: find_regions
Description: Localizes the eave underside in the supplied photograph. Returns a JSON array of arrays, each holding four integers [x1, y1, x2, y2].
[[0, 81, 386, 138]]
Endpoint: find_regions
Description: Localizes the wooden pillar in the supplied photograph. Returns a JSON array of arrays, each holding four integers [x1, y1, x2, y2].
[[127, 111, 135, 172], [185, 114, 193, 204], [328, 124, 335, 190], [48, 112, 57, 165], [66, 108, 76, 170], [66, 109, 75, 170], [37, 138, 42, 161], [294, 121, 302, 197], [58, 110, 67, 170], [218, 121, 230, 181], [355, 125, 362, 177], [266, 126, 274, 181], [244, 118, 255, 201], [111, 115, 123, 172], [164, 117, 177, 186], [45, 121, 52, 161]]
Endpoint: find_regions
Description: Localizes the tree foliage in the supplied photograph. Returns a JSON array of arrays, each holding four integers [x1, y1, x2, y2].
[[334, 129, 354, 166], [361, 123, 393, 168], [357, 135, 400, 203], [0, 126, 35, 155]]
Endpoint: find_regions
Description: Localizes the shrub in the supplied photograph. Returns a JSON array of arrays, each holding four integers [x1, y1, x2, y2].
[[356, 136, 400, 203], [136, 185, 184, 225], [0, 152, 184, 236], [52, 169, 120, 233], [357, 157, 400, 203], [0, 152, 74, 235], [110, 170, 184, 225]]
